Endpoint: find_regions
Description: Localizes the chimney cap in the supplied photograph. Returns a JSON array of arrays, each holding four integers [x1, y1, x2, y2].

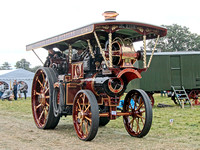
[[102, 11, 119, 21]]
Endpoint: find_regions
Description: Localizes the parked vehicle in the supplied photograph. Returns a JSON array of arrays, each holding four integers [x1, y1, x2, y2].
[[26, 11, 167, 141], [127, 51, 200, 107]]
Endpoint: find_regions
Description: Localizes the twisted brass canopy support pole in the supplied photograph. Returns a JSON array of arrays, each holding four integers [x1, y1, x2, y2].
[[87, 39, 95, 59], [69, 44, 72, 63], [109, 32, 113, 68], [143, 35, 147, 68], [94, 32, 109, 68], [147, 35, 160, 68]]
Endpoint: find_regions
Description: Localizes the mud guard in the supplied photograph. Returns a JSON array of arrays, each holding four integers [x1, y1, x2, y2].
[[117, 68, 142, 83]]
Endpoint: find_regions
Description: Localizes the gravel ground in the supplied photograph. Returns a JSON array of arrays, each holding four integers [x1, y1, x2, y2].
[[0, 108, 199, 150]]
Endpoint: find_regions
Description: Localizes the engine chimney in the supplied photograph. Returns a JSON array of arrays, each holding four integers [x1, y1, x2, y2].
[[102, 11, 119, 21]]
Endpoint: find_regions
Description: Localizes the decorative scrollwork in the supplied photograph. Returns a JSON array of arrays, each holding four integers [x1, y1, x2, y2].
[[137, 27, 144, 33], [112, 25, 118, 31], [145, 28, 159, 34], [96, 25, 109, 30]]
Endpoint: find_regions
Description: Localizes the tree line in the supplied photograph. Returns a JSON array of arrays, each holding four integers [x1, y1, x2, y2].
[[1, 24, 200, 71], [147, 24, 200, 51], [0, 59, 41, 72]]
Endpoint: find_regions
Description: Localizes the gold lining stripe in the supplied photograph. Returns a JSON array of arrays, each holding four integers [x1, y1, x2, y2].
[[26, 25, 94, 51]]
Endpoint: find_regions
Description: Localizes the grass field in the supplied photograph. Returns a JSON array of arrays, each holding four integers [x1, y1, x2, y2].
[[0, 94, 200, 150]]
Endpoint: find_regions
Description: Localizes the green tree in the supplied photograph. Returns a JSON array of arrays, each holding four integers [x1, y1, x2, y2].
[[15, 59, 31, 70], [147, 24, 200, 51], [29, 65, 41, 73], [0, 62, 12, 70]]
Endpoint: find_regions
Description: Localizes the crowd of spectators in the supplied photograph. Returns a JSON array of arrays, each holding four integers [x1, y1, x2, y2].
[[0, 80, 27, 101]]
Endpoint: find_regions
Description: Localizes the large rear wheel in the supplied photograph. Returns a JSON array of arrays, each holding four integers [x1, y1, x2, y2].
[[123, 89, 152, 137], [31, 67, 60, 129], [73, 90, 99, 141]]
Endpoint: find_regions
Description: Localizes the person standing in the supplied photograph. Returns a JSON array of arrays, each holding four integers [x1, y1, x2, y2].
[[13, 81, 18, 100], [20, 81, 28, 100], [17, 82, 21, 99], [0, 82, 5, 99]]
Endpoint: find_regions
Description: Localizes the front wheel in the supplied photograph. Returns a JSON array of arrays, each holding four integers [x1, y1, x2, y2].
[[123, 89, 152, 138], [73, 90, 99, 141]]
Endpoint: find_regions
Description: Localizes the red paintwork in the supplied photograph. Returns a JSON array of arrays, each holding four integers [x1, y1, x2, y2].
[[117, 68, 142, 83]]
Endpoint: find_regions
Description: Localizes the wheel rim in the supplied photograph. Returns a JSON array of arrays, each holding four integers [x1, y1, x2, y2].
[[73, 90, 99, 141], [189, 90, 200, 105], [123, 89, 152, 137], [32, 69, 50, 128]]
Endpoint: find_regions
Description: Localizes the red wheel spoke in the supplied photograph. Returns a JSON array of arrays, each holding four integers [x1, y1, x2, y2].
[[136, 114, 145, 120], [85, 116, 92, 123], [139, 96, 142, 102], [140, 117, 145, 126], [44, 87, 49, 94], [45, 102, 49, 107], [37, 79, 44, 89], [44, 108, 48, 122], [83, 120, 89, 135], [79, 120, 83, 133], [77, 99, 81, 111], [82, 94, 86, 111], [135, 118, 140, 133], [35, 104, 42, 110], [130, 118, 134, 129], [39, 109, 45, 121], [43, 80, 47, 89], [84, 104, 91, 112], [41, 72, 45, 81], [136, 101, 144, 111], [36, 92, 40, 95]]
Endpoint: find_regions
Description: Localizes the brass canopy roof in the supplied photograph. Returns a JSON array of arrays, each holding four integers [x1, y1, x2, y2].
[[26, 20, 167, 51]]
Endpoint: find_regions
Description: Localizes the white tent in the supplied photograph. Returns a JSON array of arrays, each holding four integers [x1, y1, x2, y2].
[[0, 69, 34, 97]]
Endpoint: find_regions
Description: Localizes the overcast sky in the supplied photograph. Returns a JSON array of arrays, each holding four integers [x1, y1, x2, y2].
[[0, 0, 200, 69]]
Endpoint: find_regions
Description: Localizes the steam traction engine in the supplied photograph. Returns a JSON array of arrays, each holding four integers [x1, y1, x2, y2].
[[26, 12, 167, 141]]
